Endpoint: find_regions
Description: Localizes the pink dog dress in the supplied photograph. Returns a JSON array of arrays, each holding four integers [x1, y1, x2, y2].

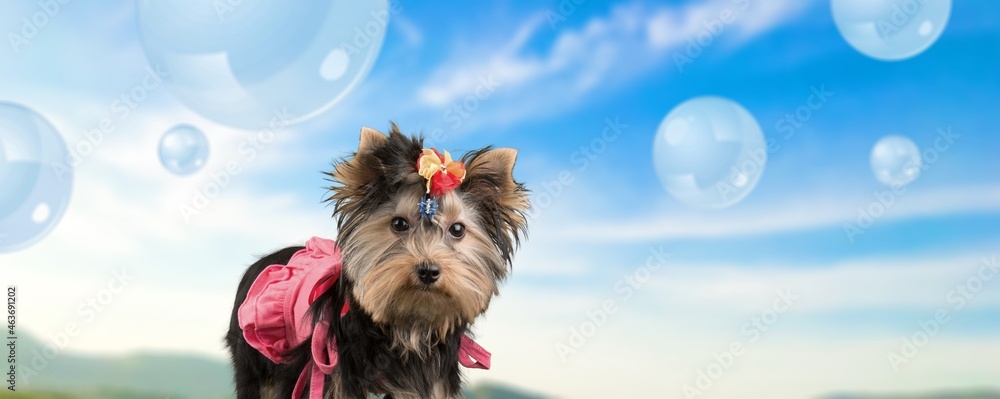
[[238, 237, 491, 399]]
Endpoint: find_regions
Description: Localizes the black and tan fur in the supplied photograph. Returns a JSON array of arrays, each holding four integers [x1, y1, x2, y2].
[[225, 124, 530, 398]]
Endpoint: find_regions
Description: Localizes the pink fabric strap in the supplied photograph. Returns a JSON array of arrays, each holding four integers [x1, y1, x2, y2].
[[292, 321, 339, 399], [458, 334, 492, 369]]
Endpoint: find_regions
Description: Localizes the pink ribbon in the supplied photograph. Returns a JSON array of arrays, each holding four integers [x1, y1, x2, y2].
[[458, 334, 492, 369], [292, 321, 339, 399]]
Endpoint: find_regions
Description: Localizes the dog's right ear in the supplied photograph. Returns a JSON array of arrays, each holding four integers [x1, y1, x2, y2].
[[359, 126, 388, 154], [330, 126, 389, 189], [326, 124, 424, 237], [326, 127, 391, 232]]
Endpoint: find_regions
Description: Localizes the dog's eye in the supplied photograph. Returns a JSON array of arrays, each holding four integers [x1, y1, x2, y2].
[[448, 223, 465, 239], [390, 217, 410, 232]]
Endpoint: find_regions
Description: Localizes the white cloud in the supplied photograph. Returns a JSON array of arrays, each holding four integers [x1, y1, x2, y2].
[[415, 0, 812, 127], [652, 252, 1000, 313], [562, 184, 1000, 242], [647, 0, 808, 49]]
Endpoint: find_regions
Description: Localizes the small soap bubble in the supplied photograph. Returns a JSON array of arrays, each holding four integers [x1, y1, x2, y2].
[[158, 125, 209, 176], [871, 135, 922, 187]]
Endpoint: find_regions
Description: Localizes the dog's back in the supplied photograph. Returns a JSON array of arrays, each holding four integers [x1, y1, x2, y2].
[[225, 246, 304, 399]]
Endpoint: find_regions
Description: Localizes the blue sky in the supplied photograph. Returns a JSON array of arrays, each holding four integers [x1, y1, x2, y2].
[[2, 1, 999, 398]]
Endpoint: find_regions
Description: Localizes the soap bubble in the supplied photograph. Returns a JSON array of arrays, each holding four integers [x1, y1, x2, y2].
[[0, 102, 73, 253], [871, 135, 921, 187], [653, 96, 767, 209], [832, 0, 951, 61], [159, 125, 209, 176], [136, 0, 389, 129]]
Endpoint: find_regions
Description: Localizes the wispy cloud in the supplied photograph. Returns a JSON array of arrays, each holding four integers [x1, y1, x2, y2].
[[651, 252, 1000, 313], [391, 14, 424, 47], [561, 184, 1000, 241], [415, 0, 812, 127]]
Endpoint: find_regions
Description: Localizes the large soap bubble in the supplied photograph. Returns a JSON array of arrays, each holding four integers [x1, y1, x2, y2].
[[832, 0, 951, 61], [158, 125, 209, 176], [137, 0, 389, 129], [871, 135, 921, 187], [653, 96, 767, 209], [0, 102, 73, 253]]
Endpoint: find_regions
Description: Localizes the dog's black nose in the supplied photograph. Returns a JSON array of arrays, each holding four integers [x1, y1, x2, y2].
[[416, 263, 441, 285]]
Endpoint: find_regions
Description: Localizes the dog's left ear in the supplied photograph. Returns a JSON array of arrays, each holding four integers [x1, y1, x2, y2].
[[462, 147, 530, 263]]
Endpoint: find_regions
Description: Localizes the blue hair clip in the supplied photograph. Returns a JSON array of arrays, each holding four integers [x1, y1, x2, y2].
[[418, 194, 438, 221]]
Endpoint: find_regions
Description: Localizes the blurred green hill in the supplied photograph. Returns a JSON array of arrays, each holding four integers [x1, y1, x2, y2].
[[464, 383, 550, 399], [1, 387, 178, 399], [14, 333, 231, 399]]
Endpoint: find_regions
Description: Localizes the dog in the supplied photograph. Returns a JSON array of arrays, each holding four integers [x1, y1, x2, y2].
[[225, 124, 530, 399]]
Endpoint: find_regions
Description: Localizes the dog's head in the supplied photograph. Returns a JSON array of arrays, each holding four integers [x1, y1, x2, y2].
[[326, 124, 529, 340]]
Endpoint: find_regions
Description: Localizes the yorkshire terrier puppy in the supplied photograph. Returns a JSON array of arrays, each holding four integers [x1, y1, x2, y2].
[[225, 124, 530, 399]]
